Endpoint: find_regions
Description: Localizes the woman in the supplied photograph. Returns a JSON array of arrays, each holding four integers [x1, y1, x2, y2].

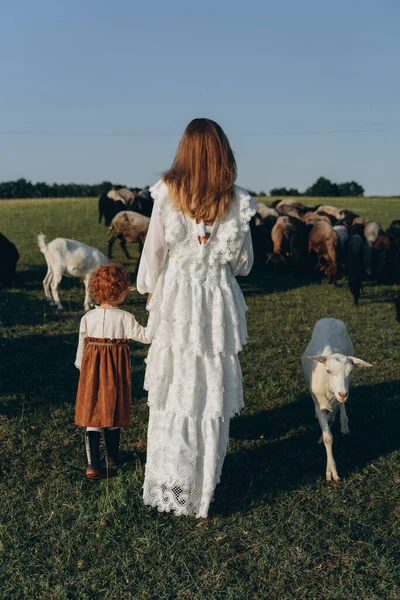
[[136, 118, 255, 517]]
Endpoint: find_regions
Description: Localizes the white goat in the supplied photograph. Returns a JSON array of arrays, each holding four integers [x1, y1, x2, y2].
[[363, 221, 383, 275], [38, 234, 108, 311], [301, 318, 372, 482]]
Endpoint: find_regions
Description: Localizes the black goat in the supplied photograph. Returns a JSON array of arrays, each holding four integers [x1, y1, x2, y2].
[[347, 234, 363, 305], [0, 232, 19, 287]]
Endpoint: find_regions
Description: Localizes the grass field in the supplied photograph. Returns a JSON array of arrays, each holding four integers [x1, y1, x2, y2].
[[1, 196, 400, 599]]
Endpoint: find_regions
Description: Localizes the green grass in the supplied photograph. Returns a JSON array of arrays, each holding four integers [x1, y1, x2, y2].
[[1, 197, 400, 599]]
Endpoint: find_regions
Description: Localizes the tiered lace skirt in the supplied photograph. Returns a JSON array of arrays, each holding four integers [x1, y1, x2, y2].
[[142, 262, 248, 518]]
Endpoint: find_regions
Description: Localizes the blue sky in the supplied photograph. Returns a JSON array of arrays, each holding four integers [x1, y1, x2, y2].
[[1, 0, 399, 195]]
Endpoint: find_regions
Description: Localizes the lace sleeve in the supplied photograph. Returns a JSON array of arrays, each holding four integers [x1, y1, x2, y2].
[[230, 228, 254, 276], [136, 194, 168, 294], [238, 188, 257, 232]]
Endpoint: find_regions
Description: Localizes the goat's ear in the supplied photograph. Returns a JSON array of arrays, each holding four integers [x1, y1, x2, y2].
[[348, 357, 373, 368], [308, 355, 328, 364]]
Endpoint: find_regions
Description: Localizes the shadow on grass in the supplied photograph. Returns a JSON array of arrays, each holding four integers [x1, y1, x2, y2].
[[215, 380, 400, 516], [0, 262, 95, 326], [15, 263, 47, 289], [0, 333, 80, 416], [0, 288, 94, 327], [240, 266, 400, 305], [358, 284, 400, 304], [0, 288, 75, 327], [0, 333, 146, 418], [238, 265, 323, 298]]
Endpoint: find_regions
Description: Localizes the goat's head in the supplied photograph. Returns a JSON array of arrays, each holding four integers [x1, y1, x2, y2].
[[266, 252, 285, 265], [308, 353, 372, 402], [325, 262, 338, 284]]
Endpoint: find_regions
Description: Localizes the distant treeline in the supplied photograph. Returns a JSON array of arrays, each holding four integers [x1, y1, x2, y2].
[[0, 176, 365, 199], [249, 177, 364, 198], [0, 179, 125, 199]]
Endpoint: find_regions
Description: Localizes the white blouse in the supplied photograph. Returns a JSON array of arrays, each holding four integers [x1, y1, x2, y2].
[[75, 306, 150, 369], [136, 196, 254, 294]]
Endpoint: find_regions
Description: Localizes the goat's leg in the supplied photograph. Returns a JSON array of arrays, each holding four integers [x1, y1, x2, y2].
[[339, 403, 350, 435], [330, 265, 338, 285], [50, 268, 64, 310], [318, 409, 336, 443], [119, 235, 131, 259], [363, 241, 372, 276], [43, 266, 54, 304], [315, 404, 339, 482], [108, 236, 115, 259]]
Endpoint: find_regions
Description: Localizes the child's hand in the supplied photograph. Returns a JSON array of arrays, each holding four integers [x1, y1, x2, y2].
[[146, 293, 153, 308]]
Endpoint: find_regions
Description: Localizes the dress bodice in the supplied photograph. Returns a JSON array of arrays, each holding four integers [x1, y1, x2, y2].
[[149, 179, 256, 269]]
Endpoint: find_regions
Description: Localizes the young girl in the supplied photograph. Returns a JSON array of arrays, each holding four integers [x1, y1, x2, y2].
[[136, 118, 256, 517], [75, 263, 150, 479]]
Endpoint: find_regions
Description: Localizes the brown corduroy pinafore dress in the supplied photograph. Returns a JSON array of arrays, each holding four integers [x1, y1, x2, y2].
[[75, 337, 132, 427]]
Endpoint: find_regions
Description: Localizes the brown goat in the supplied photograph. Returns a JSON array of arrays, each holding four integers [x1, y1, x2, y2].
[[271, 216, 294, 256], [316, 205, 344, 220], [270, 216, 312, 273], [301, 212, 332, 226], [352, 216, 366, 226], [308, 222, 338, 283], [275, 199, 308, 219], [108, 211, 150, 264]]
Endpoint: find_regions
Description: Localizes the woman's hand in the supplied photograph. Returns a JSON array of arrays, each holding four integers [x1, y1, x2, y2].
[[146, 293, 153, 308]]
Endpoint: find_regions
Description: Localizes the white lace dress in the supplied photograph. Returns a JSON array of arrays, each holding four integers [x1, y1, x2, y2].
[[136, 179, 256, 518]]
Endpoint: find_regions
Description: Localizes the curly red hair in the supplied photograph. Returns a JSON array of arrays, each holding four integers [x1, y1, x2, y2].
[[89, 264, 130, 305]]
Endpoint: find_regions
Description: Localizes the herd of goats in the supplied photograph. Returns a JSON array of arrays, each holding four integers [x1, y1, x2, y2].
[[98, 187, 400, 321], [251, 198, 400, 303], [0, 186, 399, 322]]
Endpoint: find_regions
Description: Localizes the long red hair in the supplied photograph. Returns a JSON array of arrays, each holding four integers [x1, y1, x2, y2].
[[163, 118, 237, 222]]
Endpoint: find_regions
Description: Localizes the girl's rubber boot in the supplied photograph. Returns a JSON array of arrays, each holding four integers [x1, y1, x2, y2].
[[104, 428, 132, 469], [85, 431, 107, 479]]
